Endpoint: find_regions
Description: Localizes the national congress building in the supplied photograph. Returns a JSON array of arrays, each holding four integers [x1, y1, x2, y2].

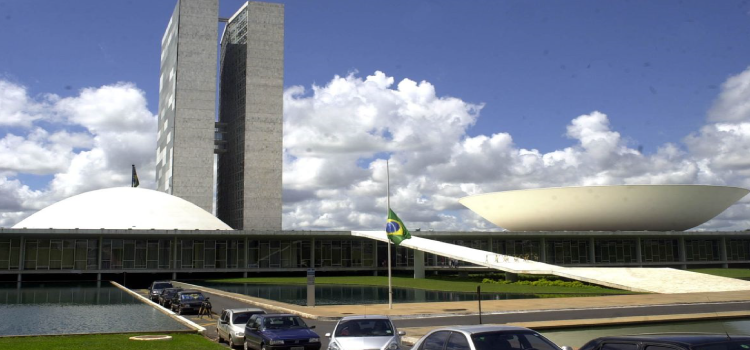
[[2, 0, 750, 284]]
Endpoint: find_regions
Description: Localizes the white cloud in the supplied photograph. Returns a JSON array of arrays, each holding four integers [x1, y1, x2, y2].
[[708, 66, 750, 122], [0, 81, 156, 227], [3, 67, 750, 232], [281, 69, 750, 232]]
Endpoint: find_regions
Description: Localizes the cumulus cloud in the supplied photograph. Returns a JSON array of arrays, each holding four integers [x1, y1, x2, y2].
[[282, 69, 750, 232], [708, 66, 750, 123], [0, 80, 53, 127], [3, 66, 750, 232], [0, 81, 156, 227]]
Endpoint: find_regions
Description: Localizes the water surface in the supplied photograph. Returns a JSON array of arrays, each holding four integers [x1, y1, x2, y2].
[[194, 281, 607, 306], [0, 282, 189, 336]]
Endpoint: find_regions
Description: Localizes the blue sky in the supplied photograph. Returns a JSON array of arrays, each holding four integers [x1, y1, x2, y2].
[[1, 0, 750, 230], [2, 0, 748, 152]]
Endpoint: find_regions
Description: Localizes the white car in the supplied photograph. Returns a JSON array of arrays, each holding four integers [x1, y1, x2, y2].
[[217, 308, 266, 348], [325, 315, 404, 350], [411, 325, 567, 350]]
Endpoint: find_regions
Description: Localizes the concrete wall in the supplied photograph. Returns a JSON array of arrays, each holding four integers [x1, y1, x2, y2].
[[157, 0, 217, 214], [242, 2, 284, 231]]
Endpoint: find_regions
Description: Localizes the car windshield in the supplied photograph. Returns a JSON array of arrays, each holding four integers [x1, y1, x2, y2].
[[263, 316, 307, 329], [180, 293, 205, 301], [335, 319, 393, 337], [695, 340, 750, 350], [154, 283, 172, 289], [233, 312, 262, 325], [471, 331, 560, 350]]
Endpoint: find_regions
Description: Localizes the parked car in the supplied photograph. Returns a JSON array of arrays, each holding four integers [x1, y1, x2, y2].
[[325, 315, 404, 350], [148, 280, 174, 302], [218, 308, 267, 348], [170, 289, 208, 315], [411, 325, 566, 350], [579, 334, 750, 350], [243, 313, 321, 350], [158, 287, 183, 308]]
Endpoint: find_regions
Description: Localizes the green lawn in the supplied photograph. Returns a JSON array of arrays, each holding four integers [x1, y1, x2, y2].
[[0, 334, 221, 350], [205, 275, 635, 295], [690, 268, 750, 280]]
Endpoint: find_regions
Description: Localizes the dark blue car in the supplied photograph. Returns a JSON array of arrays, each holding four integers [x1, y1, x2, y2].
[[243, 314, 321, 350]]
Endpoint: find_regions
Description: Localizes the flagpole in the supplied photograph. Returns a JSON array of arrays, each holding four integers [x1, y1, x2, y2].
[[387, 160, 393, 310]]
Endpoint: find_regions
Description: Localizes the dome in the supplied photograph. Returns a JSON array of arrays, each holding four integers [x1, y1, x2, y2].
[[13, 187, 232, 230], [459, 185, 749, 231]]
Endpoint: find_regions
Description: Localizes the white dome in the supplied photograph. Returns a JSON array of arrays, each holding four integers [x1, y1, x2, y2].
[[459, 185, 749, 231], [13, 187, 232, 230]]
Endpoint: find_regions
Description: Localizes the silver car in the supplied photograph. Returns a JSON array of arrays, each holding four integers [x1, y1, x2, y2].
[[326, 315, 404, 350], [411, 325, 567, 350], [217, 308, 267, 348]]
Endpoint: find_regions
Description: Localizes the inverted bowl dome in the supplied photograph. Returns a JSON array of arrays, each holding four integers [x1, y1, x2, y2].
[[13, 187, 232, 230], [459, 185, 749, 231]]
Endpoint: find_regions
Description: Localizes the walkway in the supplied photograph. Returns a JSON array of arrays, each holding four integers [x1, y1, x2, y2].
[[173, 281, 750, 346], [352, 231, 750, 293]]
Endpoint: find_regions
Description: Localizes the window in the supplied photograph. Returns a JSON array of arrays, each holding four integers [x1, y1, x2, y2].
[[335, 319, 393, 337], [601, 343, 638, 350], [645, 346, 679, 350], [446, 333, 471, 350], [422, 331, 451, 350], [471, 331, 560, 350]]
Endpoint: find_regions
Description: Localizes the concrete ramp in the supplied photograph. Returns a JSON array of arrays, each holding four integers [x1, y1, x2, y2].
[[352, 230, 750, 294]]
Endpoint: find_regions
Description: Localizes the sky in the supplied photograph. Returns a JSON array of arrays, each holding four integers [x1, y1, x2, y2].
[[1, 0, 750, 231]]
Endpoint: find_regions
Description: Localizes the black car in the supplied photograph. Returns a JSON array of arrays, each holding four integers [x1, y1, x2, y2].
[[158, 287, 183, 308], [579, 334, 750, 350], [170, 289, 208, 315], [243, 313, 321, 350], [148, 280, 174, 302]]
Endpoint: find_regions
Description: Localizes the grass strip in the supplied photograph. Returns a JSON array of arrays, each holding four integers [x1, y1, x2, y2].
[[204, 275, 635, 295], [690, 268, 750, 280], [0, 333, 222, 350]]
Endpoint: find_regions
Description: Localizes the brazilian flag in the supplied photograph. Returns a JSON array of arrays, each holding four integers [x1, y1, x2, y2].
[[131, 165, 140, 188], [386, 209, 411, 246]]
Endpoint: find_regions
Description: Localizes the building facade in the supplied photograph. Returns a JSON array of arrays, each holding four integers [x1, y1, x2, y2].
[[156, 0, 219, 214], [3, 229, 750, 281], [156, 0, 284, 231], [217, 2, 284, 230]]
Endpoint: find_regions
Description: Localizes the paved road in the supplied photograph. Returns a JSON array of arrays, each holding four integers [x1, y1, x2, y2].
[[393, 300, 750, 327], [136, 288, 340, 349], [135, 287, 750, 350]]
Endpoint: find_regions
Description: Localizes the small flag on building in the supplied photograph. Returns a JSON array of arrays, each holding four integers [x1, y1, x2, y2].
[[131, 165, 140, 188], [386, 209, 411, 246]]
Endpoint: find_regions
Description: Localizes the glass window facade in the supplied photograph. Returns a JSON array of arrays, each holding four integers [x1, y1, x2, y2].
[[595, 239, 637, 264], [642, 239, 679, 262], [684, 239, 720, 262], [20, 239, 97, 270], [727, 239, 750, 261], [4, 234, 750, 273], [0, 238, 21, 270], [546, 239, 590, 264]]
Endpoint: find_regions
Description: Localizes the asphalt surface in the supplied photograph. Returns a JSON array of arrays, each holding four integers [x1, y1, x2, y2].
[[135, 287, 750, 350], [136, 289, 340, 349]]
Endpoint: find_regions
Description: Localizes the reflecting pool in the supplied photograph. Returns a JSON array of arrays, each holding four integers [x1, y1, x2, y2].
[[0, 282, 189, 336], [194, 282, 609, 306]]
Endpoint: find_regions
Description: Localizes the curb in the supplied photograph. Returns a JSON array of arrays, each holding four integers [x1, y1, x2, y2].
[[110, 281, 206, 333], [173, 281, 342, 321]]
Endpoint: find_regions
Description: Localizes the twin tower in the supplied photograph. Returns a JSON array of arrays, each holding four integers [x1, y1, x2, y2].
[[155, 0, 284, 231]]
